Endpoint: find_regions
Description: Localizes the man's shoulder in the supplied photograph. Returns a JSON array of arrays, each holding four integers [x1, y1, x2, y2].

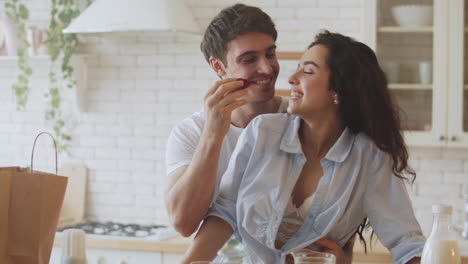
[[172, 110, 205, 131]]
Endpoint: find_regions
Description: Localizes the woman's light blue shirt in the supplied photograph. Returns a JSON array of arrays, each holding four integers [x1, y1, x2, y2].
[[208, 113, 425, 264]]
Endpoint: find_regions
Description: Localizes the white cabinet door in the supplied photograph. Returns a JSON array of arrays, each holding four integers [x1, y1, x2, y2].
[[362, 0, 466, 147], [447, 0, 468, 147]]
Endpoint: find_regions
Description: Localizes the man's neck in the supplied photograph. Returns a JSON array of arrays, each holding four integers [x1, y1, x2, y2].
[[230, 96, 281, 128]]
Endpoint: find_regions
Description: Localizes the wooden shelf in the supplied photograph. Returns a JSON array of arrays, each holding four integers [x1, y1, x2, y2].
[[378, 26, 433, 33], [388, 83, 432, 90], [275, 89, 290, 97], [277, 51, 302, 60]]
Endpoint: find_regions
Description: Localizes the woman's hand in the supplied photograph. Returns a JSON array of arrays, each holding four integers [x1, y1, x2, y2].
[[313, 235, 355, 264]]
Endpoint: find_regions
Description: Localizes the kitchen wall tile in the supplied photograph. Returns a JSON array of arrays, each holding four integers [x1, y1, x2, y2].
[[187, 0, 238, 8], [118, 113, 155, 125], [80, 45, 120, 55], [91, 79, 135, 90], [131, 148, 163, 161], [119, 44, 158, 56], [80, 113, 118, 124], [135, 195, 160, 207], [86, 160, 119, 170], [119, 67, 158, 80], [137, 55, 175, 66], [264, 7, 296, 19], [158, 43, 199, 54], [100, 55, 137, 67], [131, 103, 169, 114], [80, 136, 116, 148], [117, 160, 155, 172], [418, 183, 461, 199], [175, 54, 206, 67], [317, 0, 361, 8], [419, 159, 464, 173], [443, 173, 468, 184], [88, 89, 121, 102], [192, 7, 218, 18], [158, 67, 195, 79], [339, 7, 362, 18], [93, 171, 133, 184], [72, 124, 95, 136], [120, 90, 158, 104], [88, 67, 120, 80], [277, 0, 318, 8], [296, 8, 340, 19], [117, 136, 154, 148], [88, 102, 133, 113], [136, 79, 173, 90]]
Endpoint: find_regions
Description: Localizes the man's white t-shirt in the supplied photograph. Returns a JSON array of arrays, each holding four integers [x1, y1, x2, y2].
[[165, 97, 289, 192]]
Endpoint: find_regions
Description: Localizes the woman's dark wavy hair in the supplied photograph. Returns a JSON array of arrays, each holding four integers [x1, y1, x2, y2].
[[309, 30, 416, 251], [200, 4, 277, 66]]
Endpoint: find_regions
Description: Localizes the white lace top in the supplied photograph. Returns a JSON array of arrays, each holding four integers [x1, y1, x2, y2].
[[275, 194, 315, 249]]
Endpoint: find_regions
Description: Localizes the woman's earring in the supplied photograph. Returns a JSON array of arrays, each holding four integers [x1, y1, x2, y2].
[[333, 95, 339, 105]]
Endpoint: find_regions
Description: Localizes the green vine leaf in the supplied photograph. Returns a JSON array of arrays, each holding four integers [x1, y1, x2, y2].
[[6, 0, 88, 152], [5, 0, 32, 111], [44, 0, 88, 152]]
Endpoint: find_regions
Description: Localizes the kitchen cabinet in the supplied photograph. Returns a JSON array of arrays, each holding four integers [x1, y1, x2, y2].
[[362, 0, 468, 147]]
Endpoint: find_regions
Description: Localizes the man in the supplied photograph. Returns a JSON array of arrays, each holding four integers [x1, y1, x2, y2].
[[165, 4, 353, 262]]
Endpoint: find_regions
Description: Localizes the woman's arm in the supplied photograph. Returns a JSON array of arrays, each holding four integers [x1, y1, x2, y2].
[[406, 257, 420, 264], [180, 216, 234, 264]]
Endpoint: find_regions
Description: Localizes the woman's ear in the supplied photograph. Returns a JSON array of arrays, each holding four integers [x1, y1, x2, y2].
[[209, 56, 226, 77]]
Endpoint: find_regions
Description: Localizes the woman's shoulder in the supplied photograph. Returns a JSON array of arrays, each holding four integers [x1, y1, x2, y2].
[[248, 113, 297, 133], [352, 132, 392, 166], [353, 132, 384, 155]]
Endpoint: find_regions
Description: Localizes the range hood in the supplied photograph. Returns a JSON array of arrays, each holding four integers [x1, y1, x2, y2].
[[63, 0, 200, 34]]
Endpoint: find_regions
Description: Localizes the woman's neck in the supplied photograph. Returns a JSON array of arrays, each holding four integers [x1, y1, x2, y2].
[[299, 115, 345, 159]]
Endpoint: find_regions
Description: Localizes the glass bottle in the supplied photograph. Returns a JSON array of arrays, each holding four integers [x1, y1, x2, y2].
[[421, 204, 461, 264]]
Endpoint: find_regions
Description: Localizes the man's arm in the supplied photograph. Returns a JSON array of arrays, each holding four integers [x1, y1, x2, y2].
[[180, 216, 233, 264], [165, 78, 248, 237]]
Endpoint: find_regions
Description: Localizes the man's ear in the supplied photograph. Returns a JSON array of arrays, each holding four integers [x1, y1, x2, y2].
[[209, 56, 226, 77]]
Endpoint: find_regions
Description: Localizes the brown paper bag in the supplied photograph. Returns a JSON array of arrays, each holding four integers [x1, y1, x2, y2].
[[0, 133, 68, 264]]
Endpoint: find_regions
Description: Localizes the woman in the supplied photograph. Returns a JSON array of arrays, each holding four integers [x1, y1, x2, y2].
[[181, 31, 425, 264]]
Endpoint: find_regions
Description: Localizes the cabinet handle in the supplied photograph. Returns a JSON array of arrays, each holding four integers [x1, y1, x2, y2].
[[450, 136, 457, 141], [439, 135, 445, 141]]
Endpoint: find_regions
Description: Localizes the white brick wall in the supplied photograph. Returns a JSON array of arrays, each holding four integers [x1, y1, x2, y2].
[[0, 0, 467, 238]]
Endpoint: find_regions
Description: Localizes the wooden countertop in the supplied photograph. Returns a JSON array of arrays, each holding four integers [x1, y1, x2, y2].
[[54, 234, 468, 263], [54, 234, 192, 254], [353, 238, 468, 264]]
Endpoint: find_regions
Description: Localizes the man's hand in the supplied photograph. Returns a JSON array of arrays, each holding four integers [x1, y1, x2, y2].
[[314, 235, 355, 264], [165, 78, 249, 237], [203, 78, 249, 138]]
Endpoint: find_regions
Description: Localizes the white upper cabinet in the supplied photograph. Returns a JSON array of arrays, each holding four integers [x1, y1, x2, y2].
[[362, 0, 468, 147]]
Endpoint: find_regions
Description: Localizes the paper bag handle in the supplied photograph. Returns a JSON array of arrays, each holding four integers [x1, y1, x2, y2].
[[31, 132, 58, 174]]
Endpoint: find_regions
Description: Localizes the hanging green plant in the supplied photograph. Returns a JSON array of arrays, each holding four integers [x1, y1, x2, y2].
[[4, 0, 32, 110], [45, 0, 87, 152]]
